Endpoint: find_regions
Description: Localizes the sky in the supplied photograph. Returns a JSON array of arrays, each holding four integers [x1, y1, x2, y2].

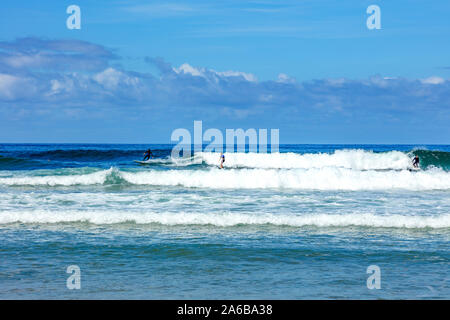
[[0, 0, 449, 143]]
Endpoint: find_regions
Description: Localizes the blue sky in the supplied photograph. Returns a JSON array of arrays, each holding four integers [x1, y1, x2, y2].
[[0, 0, 449, 143]]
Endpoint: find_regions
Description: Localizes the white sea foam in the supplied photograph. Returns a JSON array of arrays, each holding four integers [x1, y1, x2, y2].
[[196, 150, 412, 170], [0, 168, 111, 186], [0, 210, 449, 229], [1, 166, 449, 190], [120, 167, 450, 190]]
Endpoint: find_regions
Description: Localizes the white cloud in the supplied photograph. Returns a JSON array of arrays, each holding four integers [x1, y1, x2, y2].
[[277, 73, 296, 84], [93, 68, 139, 89], [3, 53, 46, 68], [0, 73, 34, 100], [325, 78, 346, 86], [173, 63, 204, 77], [421, 76, 445, 85], [173, 63, 257, 82], [48, 77, 75, 96], [50, 79, 63, 92], [0, 41, 449, 130], [214, 70, 257, 82]]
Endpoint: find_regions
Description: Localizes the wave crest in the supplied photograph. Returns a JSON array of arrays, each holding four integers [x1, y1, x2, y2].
[[0, 168, 113, 186], [120, 167, 450, 190], [1, 210, 448, 229], [1, 164, 450, 191], [196, 150, 413, 170]]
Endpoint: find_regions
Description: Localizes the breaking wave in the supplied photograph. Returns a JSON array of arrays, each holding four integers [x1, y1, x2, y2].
[[197, 150, 412, 170], [412, 149, 450, 170], [2, 149, 449, 171], [0, 168, 114, 186], [0, 210, 449, 229], [1, 166, 450, 190], [120, 167, 450, 190]]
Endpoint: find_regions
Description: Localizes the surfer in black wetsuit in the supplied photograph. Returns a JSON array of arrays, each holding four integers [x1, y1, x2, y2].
[[143, 149, 153, 161], [412, 155, 420, 168]]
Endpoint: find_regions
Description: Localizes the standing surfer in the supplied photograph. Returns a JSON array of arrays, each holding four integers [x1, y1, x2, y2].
[[143, 149, 153, 161], [219, 153, 225, 169], [412, 155, 420, 168]]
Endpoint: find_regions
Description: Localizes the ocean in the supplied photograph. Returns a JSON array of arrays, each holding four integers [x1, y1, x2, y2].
[[0, 144, 449, 299]]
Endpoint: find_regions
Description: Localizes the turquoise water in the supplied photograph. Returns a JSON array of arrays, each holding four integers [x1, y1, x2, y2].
[[0, 144, 449, 299]]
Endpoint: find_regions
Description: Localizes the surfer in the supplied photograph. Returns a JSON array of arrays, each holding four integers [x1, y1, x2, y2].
[[219, 153, 225, 169], [412, 155, 420, 168], [143, 149, 153, 161]]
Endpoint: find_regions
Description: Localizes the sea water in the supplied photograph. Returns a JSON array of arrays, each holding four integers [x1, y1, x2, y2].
[[0, 144, 449, 299]]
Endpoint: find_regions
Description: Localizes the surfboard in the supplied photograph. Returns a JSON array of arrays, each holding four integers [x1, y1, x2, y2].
[[408, 167, 420, 172], [134, 160, 151, 165]]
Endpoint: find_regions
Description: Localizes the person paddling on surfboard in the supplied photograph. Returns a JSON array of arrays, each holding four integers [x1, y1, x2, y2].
[[219, 152, 225, 169], [412, 155, 420, 168], [143, 149, 153, 161]]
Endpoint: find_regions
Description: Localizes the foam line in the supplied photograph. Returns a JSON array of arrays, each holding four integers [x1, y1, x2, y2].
[[0, 169, 111, 186], [1, 210, 448, 229], [120, 167, 450, 190], [196, 150, 412, 170]]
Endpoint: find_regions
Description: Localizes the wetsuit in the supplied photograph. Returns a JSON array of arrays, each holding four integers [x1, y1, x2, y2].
[[143, 150, 153, 161], [412, 156, 419, 168], [219, 154, 225, 168]]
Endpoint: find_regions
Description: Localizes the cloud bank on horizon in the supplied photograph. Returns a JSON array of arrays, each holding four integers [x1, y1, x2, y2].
[[0, 37, 449, 143]]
